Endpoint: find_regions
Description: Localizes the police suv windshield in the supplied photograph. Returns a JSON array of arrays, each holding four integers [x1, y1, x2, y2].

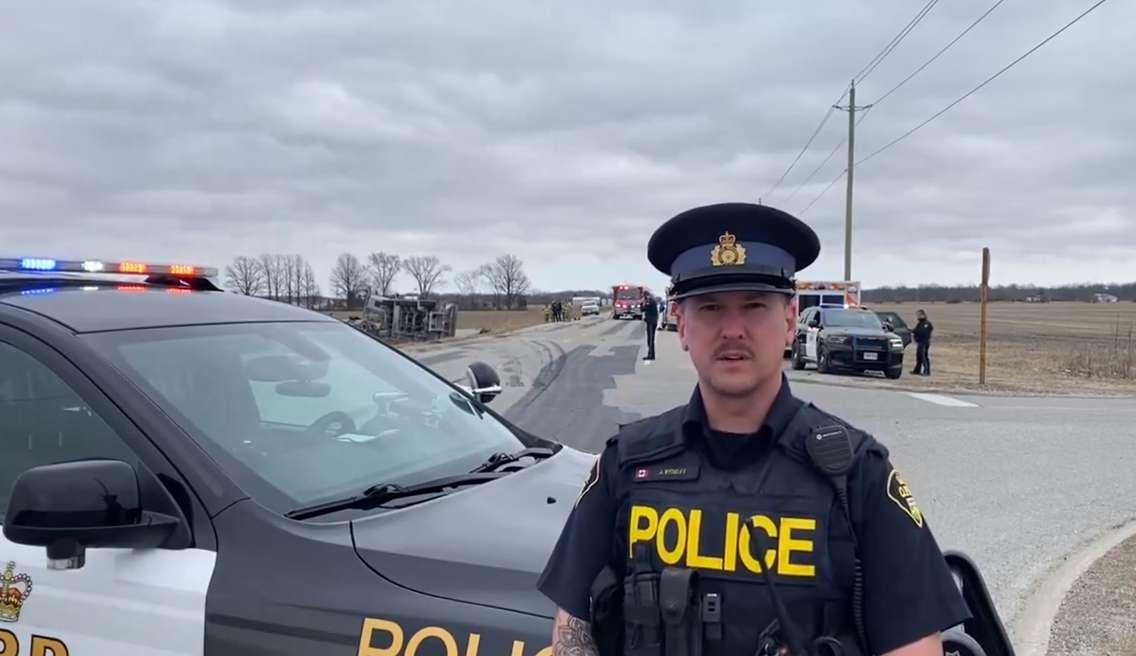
[[822, 308, 884, 329], [84, 321, 528, 512]]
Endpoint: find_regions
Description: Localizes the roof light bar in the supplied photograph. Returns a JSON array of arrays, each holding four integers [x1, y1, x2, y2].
[[0, 257, 217, 278]]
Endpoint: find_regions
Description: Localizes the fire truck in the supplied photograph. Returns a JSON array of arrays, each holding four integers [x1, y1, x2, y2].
[[659, 283, 680, 331], [611, 282, 649, 320]]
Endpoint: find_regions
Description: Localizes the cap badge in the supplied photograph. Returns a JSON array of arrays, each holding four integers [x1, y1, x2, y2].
[[710, 231, 746, 267]]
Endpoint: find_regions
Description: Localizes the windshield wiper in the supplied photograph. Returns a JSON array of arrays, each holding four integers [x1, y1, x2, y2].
[[469, 447, 554, 473], [285, 472, 506, 521]]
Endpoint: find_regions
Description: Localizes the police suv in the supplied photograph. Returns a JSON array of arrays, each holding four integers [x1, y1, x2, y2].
[[0, 257, 1013, 656], [0, 256, 593, 656], [791, 306, 906, 380]]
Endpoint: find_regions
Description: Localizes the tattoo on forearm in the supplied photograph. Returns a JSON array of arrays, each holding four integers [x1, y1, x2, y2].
[[554, 614, 599, 656]]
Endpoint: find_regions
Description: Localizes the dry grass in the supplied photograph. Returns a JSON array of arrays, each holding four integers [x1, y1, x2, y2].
[[456, 308, 549, 333], [869, 301, 1136, 395]]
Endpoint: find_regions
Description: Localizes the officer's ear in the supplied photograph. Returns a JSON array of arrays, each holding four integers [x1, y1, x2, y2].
[[675, 299, 690, 351]]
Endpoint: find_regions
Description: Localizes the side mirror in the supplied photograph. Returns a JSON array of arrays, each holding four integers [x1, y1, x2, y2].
[[465, 361, 503, 404], [943, 550, 1016, 656], [809, 317, 821, 328], [3, 459, 182, 570]]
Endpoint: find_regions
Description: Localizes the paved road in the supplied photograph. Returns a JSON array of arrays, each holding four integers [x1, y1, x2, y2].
[[403, 316, 1136, 644]]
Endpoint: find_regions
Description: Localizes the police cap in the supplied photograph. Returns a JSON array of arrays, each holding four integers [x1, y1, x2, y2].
[[647, 202, 820, 301]]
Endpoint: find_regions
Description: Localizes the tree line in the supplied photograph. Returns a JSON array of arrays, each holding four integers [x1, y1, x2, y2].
[[224, 254, 322, 308], [864, 282, 1136, 304], [225, 251, 533, 311]]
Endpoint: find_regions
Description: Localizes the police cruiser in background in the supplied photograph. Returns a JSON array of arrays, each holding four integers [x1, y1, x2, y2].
[[791, 305, 907, 379], [0, 256, 1013, 655]]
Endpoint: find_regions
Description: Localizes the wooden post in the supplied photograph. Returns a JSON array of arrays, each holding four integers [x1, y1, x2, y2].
[[979, 248, 990, 385]]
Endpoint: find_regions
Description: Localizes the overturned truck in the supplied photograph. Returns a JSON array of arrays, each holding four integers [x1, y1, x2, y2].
[[350, 294, 458, 342]]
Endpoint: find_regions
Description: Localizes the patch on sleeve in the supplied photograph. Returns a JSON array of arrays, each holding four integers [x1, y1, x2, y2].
[[886, 468, 924, 528], [575, 454, 602, 506]]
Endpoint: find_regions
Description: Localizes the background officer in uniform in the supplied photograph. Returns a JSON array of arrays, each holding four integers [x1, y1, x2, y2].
[[537, 203, 970, 656], [911, 309, 933, 376], [643, 294, 659, 360]]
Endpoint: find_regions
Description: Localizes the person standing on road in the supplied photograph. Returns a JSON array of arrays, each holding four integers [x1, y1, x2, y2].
[[537, 203, 969, 656], [912, 309, 933, 375], [642, 294, 659, 361]]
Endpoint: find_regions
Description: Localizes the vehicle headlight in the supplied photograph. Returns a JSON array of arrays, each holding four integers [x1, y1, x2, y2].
[[890, 338, 903, 349], [826, 335, 850, 344]]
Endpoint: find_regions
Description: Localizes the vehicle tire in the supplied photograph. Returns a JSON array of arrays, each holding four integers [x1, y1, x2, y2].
[[817, 346, 830, 374], [885, 366, 902, 379], [791, 341, 806, 370]]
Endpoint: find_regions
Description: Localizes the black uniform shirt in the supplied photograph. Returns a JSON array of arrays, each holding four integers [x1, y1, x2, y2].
[[537, 377, 970, 654]]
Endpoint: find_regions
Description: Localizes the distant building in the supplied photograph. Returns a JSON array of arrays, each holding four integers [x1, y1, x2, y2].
[[1092, 293, 1119, 304]]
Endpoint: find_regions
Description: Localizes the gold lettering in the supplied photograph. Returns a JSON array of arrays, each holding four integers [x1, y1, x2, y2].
[[685, 509, 724, 570], [509, 640, 526, 656], [723, 512, 740, 572], [358, 618, 405, 656], [534, 647, 554, 656], [752, 515, 779, 571], [777, 517, 816, 577], [628, 505, 659, 557], [656, 508, 686, 565], [31, 636, 69, 656], [406, 627, 459, 656], [466, 633, 481, 656], [0, 630, 17, 656]]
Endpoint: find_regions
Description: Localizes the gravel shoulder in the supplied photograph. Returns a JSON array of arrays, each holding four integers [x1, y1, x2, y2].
[[1046, 530, 1136, 656]]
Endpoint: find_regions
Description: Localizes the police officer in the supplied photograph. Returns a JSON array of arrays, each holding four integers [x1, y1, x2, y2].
[[643, 294, 660, 360], [911, 310, 933, 376], [537, 203, 970, 656]]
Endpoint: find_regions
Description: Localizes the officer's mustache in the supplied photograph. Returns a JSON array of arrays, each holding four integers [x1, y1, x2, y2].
[[713, 344, 754, 360]]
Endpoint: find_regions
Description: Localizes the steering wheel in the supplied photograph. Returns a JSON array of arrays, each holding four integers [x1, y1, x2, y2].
[[307, 411, 357, 439]]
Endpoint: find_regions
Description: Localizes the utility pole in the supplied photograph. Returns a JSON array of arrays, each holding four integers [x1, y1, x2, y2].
[[834, 80, 872, 281]]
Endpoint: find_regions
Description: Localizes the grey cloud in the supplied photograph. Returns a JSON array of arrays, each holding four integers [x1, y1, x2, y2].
[[1, 0, 1133, 292]]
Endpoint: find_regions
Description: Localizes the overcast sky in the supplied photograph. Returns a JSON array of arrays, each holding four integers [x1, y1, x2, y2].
[[3, 1, 1133, 295]]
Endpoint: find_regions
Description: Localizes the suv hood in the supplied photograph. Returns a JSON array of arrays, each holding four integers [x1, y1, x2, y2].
[[824, 326, 889, 338], [350, 447, 594, 617]]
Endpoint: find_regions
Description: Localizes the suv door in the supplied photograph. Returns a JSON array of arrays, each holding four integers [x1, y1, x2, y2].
[[0, 328, 214, 655], [805, 308, 821, 361]]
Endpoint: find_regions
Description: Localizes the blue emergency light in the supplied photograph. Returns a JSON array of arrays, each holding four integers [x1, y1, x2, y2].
[[0, 257, 218, 278]]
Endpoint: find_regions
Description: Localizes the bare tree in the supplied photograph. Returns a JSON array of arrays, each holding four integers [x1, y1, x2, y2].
[[485, 254, 531, 309], [301, 261, 320, 308], [403, 255, 450, 298], [330, 253, 368, 309], [454, 269, 481, 297], [367, 252, 401, 297], [258, 253, 287, 301], [225, 256, 264, 296]]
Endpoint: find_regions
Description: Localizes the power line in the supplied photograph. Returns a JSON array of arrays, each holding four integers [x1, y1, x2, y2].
[[765, 1, 936, 202], [760, 99, 842, 201], [783, 108, 872, 204], [858, 0, 1112, 167], [870, 0, 1009, 107], [853, 0, 941, 84], [800, 169, 847, 216]]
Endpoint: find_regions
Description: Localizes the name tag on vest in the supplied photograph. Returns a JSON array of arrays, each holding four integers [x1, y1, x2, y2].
[[632, 464, 701, 482]]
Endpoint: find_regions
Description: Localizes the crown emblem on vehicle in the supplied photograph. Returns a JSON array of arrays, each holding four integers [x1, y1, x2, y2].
[[0, 562, 32, 623], [710, 231, 746, 266]]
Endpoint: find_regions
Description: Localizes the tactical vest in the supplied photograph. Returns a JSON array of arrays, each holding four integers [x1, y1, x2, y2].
[[602, 401, 883, 656]]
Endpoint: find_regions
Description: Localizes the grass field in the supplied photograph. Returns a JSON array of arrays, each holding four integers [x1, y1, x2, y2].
[[456, 308, 549, 334], [867, 301, 1136, 395]]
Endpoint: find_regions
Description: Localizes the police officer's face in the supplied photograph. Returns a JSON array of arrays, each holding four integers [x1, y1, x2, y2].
[[677, 291, 794, 397]]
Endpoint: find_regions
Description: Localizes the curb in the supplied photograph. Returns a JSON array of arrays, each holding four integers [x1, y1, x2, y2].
[[1014, 518, 1136, 656]]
